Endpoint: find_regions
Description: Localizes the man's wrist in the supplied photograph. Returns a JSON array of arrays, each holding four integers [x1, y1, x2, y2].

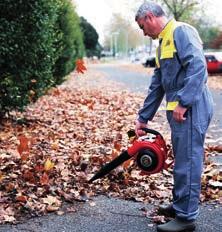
[[136, 115, 148, 124]]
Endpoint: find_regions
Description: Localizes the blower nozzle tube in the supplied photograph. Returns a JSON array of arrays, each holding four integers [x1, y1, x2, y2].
[[89, 150, 131, 183]]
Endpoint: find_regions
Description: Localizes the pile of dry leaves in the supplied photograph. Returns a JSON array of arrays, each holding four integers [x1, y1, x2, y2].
[[0, 68, 221, 224]]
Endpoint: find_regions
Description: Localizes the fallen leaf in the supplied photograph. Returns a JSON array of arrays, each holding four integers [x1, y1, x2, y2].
[[0, 173, 5, 182], [122, 159, 132, 169], [34, 164, 44, 172], [56, 210, 65, 215], [21, 152, 29, 161], [42, 195, 61, 207], [75, 59, 87, 74], [44, 159, 55, 171], [89, 201, 96, 207], [40, 172, 49, 185], [16, 195, 27, 203], [66, 206, 76, 213], [79, 189, 89, 202], [51, 142, 59, 150], [17, 135, 29, 156], [114, 141, 122, 151], [46, 205, 59, 212], [209, 180, 222, 188]]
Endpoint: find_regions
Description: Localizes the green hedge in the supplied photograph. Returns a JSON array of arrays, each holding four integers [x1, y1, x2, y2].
[[80, 17, 102, 58], [53, 0, 84, 82], [0, 0, 84, 117]]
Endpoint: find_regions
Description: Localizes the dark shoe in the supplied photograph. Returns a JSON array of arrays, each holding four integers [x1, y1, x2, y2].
[[158, 204, 176, 218], [157, 217, 196, 232]]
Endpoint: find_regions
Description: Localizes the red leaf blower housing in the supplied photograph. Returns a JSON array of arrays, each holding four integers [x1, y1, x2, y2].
[[89, 128, 173, 183]]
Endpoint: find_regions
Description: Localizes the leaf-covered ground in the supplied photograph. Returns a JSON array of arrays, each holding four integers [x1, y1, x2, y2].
[[0, 67, 221, 224]]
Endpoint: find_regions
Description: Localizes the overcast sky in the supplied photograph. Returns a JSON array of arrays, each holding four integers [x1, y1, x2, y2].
[[74, 0, 222, 44]]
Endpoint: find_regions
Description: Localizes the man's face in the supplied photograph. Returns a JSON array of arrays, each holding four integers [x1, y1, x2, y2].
[[137, 14, 158, 39]]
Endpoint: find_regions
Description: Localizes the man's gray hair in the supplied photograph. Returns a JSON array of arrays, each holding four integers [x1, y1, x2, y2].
[[135, 1, 165, 20]]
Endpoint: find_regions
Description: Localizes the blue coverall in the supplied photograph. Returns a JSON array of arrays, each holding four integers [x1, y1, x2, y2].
[[138, 19, 213, 220]]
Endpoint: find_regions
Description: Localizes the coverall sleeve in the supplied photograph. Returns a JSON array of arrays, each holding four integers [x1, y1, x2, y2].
[[138, 68, 165, 123], [174, 25, 207, 107]]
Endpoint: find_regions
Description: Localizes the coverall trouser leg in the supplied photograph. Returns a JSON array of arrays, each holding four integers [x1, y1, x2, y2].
[[168, 107, 211, 221]]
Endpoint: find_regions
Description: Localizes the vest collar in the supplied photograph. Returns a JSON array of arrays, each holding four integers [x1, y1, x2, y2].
[[158, 19, 176, 39]]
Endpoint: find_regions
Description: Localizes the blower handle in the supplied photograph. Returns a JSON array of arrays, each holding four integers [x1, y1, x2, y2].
[[141, 128, 163, 139]]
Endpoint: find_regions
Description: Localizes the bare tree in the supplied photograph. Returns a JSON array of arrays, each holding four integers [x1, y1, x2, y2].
[[160, 0, 200, 20], [103, 13, 145, 54]]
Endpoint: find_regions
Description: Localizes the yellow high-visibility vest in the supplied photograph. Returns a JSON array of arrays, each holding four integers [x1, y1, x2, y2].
[[156, 19, 202, 68]]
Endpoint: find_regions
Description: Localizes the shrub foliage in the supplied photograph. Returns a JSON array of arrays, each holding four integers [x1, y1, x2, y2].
[[0, 0, 84, 117], [80, 17, 102, 58], [54, 0, 84, 82]]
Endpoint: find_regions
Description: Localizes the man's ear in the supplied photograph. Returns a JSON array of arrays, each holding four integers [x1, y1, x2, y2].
[[146, 12, 155, 21]]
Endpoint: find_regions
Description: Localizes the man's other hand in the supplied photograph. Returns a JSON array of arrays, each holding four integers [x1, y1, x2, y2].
[[173, 105, 187, 122]]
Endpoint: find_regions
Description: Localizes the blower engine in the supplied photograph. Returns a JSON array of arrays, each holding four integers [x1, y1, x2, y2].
[[89, 128, 173, 183]]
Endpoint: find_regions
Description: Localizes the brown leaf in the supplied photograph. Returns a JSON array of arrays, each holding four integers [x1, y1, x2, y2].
[[0, 172, 5, 183], [5, 183, 15, 192], [111, 149, 118, 160], [51, 88, 61, 96], [34, 164, 44, 172], [51, 142, 59, 150], [46, 205, 59, 212], [79, 189, 89, 202], [59, 191, 74, 202], [122, 159, 132, 169], [17, 135, 29, 155], [114, 141, 122, 151], [66, 206, 77, 213], [152, 215, 166, 224], [16, 195, 27, 203], [56, 210, 65, 215], [90, 154, 104, 165], [42, 195, 61, 207], [75, 59, 87, 74], [89, 201, 96, 207], [21, 152, 29, 161], [70, 151, 81, 166], [207, 145, 222, 152], [23, 170, 36, 184], [88, 102, 94, 110], [40, 172, 49, 185]]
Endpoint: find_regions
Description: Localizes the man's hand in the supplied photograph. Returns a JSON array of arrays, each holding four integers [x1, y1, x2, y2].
[[173, 105, 187, 122], [135, 120, 148, 137]]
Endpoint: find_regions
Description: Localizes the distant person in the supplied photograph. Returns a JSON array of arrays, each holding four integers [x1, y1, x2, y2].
[[135, 1, 213, 232]]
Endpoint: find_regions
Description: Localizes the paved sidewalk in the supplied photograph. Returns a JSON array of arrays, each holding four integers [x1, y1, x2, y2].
[[0, 195, 221, 232]]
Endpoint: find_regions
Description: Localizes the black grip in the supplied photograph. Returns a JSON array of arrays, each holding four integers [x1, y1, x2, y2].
[[141, 128, 163, 138], [127, 128, 163, 138]]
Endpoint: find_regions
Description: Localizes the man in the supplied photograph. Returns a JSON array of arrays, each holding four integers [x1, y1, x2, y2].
[[135, 1, 213, 232]]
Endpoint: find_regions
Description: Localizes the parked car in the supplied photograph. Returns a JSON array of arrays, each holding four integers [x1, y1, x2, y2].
[[204, 52, 222, 73], [142, 52, 222, 72]]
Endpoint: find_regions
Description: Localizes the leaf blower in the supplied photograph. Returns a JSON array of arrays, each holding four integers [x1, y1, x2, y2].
[[89, 128, 173, 183]]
